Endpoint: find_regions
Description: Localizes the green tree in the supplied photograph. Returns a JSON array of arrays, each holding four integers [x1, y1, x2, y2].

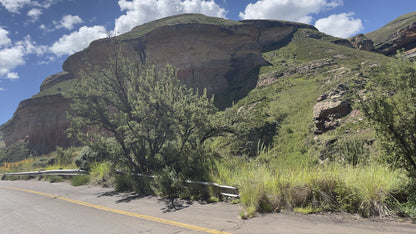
[[68, 51, 226, 183], [360, 58, 416, 176]]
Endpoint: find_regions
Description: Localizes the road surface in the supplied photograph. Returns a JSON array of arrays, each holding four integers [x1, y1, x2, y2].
[[0, 180, 415, 233]]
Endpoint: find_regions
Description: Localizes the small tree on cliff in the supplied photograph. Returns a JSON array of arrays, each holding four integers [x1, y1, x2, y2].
[[67, 51, 231, 183], [359, 57, 416, 176]]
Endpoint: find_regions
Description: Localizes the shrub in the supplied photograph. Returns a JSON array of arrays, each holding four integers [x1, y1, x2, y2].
[[152, 167, 184, 208], [48, 175, 64, 183], [74, 146, 98, 171], [71, 175, 90, 186], [89, 161, 114, 187], [115, 173, 134, 192]]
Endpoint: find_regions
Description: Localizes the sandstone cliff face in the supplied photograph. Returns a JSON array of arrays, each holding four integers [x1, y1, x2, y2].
[[1, 95, 73, 154], [0, 15, 316, 154], [374, 22, 416, 55], [63, 20, 314, 95]]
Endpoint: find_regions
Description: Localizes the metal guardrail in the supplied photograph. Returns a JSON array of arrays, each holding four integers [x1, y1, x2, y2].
[[2, 169, 239, 198], [119, 170, 240, 198], [3, 169, 85, 177]]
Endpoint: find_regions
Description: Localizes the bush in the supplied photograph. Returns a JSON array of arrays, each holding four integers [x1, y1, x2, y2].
[[152, 167, 184, 208], [74, 146, 98, 170], [56, 147, 76, 167], [32, 156, 56, 169], [89, 162, 113, 187], [115, 173, 134, 192], [71, 175, 90, 186], [48, 175, 64, 183]]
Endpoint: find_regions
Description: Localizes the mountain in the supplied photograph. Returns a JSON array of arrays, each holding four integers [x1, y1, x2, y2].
[[365, 11, 416, 56], [0, 12, 414, 158]]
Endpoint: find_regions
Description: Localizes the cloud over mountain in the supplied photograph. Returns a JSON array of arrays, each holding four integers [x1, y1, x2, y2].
[[54, 15, 84, 30], [315, 12, 363, 38], [49, 25, 107, 56], [114, 0, 227, 34], [239, 0, 343, 24]]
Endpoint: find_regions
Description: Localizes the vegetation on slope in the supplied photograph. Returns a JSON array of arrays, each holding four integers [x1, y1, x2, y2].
[[2, 15, 416, 219], [366, 11, 416, 46], [211, 29, 415, 218], [32, 79, 77, 98]]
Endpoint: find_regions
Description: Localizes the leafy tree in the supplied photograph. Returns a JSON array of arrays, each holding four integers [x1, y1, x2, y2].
[[359, 57, 416, 176], [68, 50, 229, 183]]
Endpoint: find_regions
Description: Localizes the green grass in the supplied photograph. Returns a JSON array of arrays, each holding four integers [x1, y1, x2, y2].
[[89, 161, 114, 187], [212, 157, 409, 217], [32, 79, 77, 98], [71, 175, 90, 186], [47, 175, 64, 183], [209, 29, 409, 217]]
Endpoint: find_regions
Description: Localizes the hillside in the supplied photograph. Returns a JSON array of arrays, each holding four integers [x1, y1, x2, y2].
[[216, 27, 390, 163], [0, 14, 316, 154], [0, 12, 413, 159], [2, 13, 416, 219], [365, 11, 416, 55]]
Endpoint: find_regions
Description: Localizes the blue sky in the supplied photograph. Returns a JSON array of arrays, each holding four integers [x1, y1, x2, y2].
[[0, 0, 415, 125]]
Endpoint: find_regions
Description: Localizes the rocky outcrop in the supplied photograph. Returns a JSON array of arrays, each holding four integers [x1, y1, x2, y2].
[[0, 14, 316, 154], [0, 95, 74, 154], [313, 84, 351, 134], [350, 34, 374, 51], [374, 22, 416, 55], [63, 19, 315, 95]]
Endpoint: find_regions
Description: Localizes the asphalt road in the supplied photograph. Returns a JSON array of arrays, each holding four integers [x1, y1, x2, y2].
[[0, 180, 415, 233]]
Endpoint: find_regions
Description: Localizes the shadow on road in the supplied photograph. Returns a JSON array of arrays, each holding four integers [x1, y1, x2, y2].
[[97, 190, 150, 203], [96, 189, 210, 212], [159, 199, 193, 213]]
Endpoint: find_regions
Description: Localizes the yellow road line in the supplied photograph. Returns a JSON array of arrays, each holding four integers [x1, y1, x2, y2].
[[0, 185, 231, 234]]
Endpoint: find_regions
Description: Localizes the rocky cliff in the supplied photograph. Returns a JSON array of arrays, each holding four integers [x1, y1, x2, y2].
[[0, 14, 315, 154], [0, 94, 73, 154], [3, 12, 416, 156], [364, 11, 416, 55]]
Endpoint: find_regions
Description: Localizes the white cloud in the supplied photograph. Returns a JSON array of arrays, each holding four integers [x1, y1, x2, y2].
[[239, 0, 343, 24], [27, 8, 42, 21], [0, 0, 57, 13], [49, 25, 107, 56], [0, 87, 4, 91], [6, 72, 19, 79], [0, 35, 46, 79], [31, 0, 57, 9], [0, 0, 30, 13], [0, 46, 25, 77], [54, 15, 83, 30], [314, 12, 363, 38], [18, 35, 47, 55], [0, 26, 11, 47], [114, 0, 227, 35]]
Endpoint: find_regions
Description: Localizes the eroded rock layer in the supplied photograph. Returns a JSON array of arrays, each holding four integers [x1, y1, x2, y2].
[[1, 95, 72, 154]]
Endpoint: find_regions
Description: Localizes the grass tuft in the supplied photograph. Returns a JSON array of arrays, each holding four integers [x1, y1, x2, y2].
[[71, 175, 90, 186]]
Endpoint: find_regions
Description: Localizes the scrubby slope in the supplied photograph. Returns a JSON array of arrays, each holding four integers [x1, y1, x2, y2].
[[365, 11, 416, 55], [221, 28, 391, 163]]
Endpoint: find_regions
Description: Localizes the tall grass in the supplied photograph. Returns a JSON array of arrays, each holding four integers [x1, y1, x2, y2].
[[89, 161, 114, 187], [212, 157, 409, 217]]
